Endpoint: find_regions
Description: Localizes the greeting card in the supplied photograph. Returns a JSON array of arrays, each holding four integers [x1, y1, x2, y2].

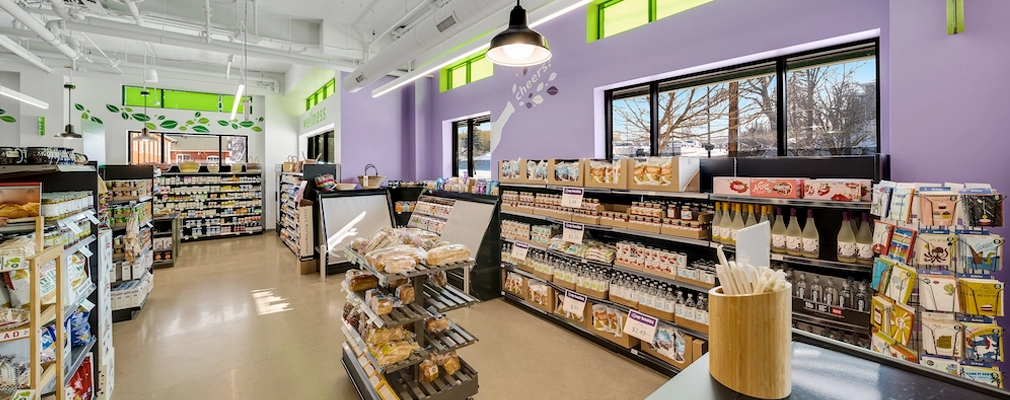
[[871, 295, 893, 332], [959, 363, 1003, 389], [919, 194, 959, 227], [919, 356, 959, 375], [888, 301, 915, 346], [921, 311, 961, 358], [958, 233, 1002, 272], [884, 263, 917, 305], [872, 258, 894, 293], [872, 221, 895, 255], [963, 193, 1005, 228], [887, 227, 917, 265], [918, 271, 959, 313], [962, 319, 1003, 363], [915, 231, 955, 270], [888, 186, 915, 222], [958, 277, 1005, 317], [871, 183, 894, 217]]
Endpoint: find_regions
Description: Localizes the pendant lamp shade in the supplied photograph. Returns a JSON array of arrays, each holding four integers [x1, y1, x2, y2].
[[145, 68, 159, 83], [57, 84, 81, 139], [131, 89, 159, 142], [486, 2, 551, 67]]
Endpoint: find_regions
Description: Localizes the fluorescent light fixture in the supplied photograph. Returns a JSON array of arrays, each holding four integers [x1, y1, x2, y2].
[[0, 85, 49, 109], [229, 83, 245, 121], [372, 0, 593, 98]]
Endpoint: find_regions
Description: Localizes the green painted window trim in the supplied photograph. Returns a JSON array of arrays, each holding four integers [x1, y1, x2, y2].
[[122, 86, 249, 113], [587, 0, 714, 43], [439, 53, 495, 93], [305, 78, 336, 111]]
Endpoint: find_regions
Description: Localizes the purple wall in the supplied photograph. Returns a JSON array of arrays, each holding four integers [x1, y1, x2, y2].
[[889, 0, 1010, 364], [340, 73, 412, 182], [424, 0, 890, 179]]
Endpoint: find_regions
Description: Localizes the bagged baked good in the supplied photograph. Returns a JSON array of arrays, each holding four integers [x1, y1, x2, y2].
[[40, 324, 56, 363], [363, 228, 398, 253], [369, 341, 413, 367], [424, 244, 471, 266], [364, 326, 405, 346], [437, 352, 461, 375], [593, 304, 608, 331], [407, 230, 442, 250], [0, 308, 29, 330], [589, 160, 607, 184], [67, 252, 89, 295], [70, 309, 92, 346], [425, 315, 450, 333], [370, 295, 393, 316], [367, 244, 426, 271], [383, 255, 417, 274], [345, 269, 378, 292], [396, 284, 415, 305], [386, 277, 409, 289], [349, 237, 369, 253], [428, 271, 447, 287], [0, 204, 31, 219], [4, 260, 56, 308], [420, 358, 439, 383]]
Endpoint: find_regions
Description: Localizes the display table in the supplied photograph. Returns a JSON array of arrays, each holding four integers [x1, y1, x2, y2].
[[646, 331, 1005, 400]]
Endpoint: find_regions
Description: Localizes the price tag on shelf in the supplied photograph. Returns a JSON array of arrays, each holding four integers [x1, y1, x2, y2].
[[624, 310, 659, 343], [771, 253, 784, 261], [65, 221, 83, 234], [85, 212, 100, 225], [146, 221, 154, 228], [511, 241, 530, 261], [562, 222, 585, 244], [560, 188, 585, 208], [562, 290, 587, 315], [78, 247, 93, 258]]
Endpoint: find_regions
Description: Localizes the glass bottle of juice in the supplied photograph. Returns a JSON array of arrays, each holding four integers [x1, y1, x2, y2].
[[786, 209, 803, 256], [801, 209, 820, 258]]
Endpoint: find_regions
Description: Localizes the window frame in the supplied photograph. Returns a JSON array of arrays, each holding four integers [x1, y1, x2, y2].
[[122, 86, 251, 113], [305, 79, 336, 111], [450, 115, 492, 177], [439, 54, 495, 92], [604, 39, 880, 159], [128, 132, 249, 166], [589, 0, 714, 42]]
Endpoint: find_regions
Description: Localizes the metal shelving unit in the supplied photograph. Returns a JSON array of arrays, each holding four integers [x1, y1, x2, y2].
[[341, 248, 480, 400], [156, 171, 264, 241]]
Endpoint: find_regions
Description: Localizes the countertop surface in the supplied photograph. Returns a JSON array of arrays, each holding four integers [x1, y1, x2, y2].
[[646, 341, 1004, 400]]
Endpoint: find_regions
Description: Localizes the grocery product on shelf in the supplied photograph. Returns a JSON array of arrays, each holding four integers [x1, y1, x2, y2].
[[785, 209, 803, 256], [157, 172, 264, 241], [41, 191, 92, 221]]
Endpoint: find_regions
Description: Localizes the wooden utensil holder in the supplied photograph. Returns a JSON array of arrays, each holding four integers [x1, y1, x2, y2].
[[708, 286, 792, 399]]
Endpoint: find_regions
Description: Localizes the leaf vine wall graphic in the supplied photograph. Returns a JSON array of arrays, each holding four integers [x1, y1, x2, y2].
[[0, 107, 16, 123], [76, 103, 264, 132]]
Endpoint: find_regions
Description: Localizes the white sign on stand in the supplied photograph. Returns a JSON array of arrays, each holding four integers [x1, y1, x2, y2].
[[624, 310, 659, 342], [562, 222, 585, 244], [560, 188, 585, 208], [510, 241, 530, 261], [736, 221, 771, 270], [562, 290, 587, 315]]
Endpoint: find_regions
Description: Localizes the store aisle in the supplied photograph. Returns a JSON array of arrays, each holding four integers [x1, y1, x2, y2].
[[111, 235, 667, 399]]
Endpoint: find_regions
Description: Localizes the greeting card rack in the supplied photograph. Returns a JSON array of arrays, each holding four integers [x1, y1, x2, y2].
[[340, 247, 480, 400]]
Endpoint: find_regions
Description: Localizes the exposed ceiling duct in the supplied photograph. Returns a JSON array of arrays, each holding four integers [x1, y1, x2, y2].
[[342, 0, 516, 92], [0, 0, 78, 60]]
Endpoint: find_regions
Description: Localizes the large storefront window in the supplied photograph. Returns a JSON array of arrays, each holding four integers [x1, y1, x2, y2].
[[128, 133, 248, 166], [606, 40, 878, 158], [451, 115, 492, 178]]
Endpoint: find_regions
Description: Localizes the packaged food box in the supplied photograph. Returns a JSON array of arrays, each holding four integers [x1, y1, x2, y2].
[[590, 303, 639, 349], [548, 159, 585, 187], [713, 177, 751, 196], [526, 281, 555, 313], [584, 158, 629, 189], [628, 157, 700, 193], [750, 178, 805, 199], [554, 291, 592, 329], [803, 179, 863, 202]]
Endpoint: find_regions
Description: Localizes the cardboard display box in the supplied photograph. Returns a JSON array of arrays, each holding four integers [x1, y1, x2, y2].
[[533, 269, 554, 282], [499, 159, 526, 183], [676, 274, 716, 290], [583, 158, 629, 190], [298, 259, 315, 275], [588, 303, 640, 349], [614, 259, 643, 272], [502, 270, 527, 298], [627, 157, 701, 193], [526, 280, 556, 314], [553, 277, 577, 291], [803, 179, 863, 202], [628, 219, 662, 234], [692, 338, 708, 362], [660, 224, 710, 240], [576, 285, 607, 300], [599, 204, 630, 229], [640, 326, 695, 370], [675, 315, 710, 336], [609, 293, 639, 309], [570, 213, 600, 225], [751, 178, 805, 199], [639, 303, 676, 321], [713, 176, 751, 196], [524, 159, 550, 184], [548, 159, 586, 187], [554, 291, 592, 330], [501, 202, 519, 212]]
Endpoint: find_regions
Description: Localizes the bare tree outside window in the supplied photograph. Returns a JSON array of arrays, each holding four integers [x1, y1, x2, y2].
[[611, 93, 651, 159], [786, 58, 877, 155]]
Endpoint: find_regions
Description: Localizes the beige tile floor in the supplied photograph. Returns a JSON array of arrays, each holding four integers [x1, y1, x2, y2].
[[112, 234, 668, 399]]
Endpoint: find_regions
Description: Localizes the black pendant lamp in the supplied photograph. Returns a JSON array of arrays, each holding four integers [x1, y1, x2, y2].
[[57, 83, 81, 139], [486, 0, 552, 67], [134, 89, 158, 142]]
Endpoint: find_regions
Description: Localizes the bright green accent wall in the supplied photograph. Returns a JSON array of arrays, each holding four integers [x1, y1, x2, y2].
[[587, 0, 714, 43], [439, 54, 495, 92]]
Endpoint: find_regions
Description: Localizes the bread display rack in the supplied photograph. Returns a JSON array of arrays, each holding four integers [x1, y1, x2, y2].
[[340, 246, 480, 400]]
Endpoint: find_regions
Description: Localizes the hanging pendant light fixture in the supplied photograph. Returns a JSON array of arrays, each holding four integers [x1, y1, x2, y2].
[[57, 82, 81, 139], [230, 0, 249, 121], [486, 0, 552, 67], [133, 88, 159, 142]]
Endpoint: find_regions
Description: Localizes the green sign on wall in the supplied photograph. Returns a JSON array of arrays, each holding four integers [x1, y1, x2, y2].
[[37, 116, 45, 136]]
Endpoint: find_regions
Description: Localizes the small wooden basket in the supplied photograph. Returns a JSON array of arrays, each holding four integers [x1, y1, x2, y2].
[[708, 285, 792, 399]]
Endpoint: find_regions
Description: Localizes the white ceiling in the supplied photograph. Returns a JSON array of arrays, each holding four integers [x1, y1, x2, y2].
[[0, 0, 435, 90]]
